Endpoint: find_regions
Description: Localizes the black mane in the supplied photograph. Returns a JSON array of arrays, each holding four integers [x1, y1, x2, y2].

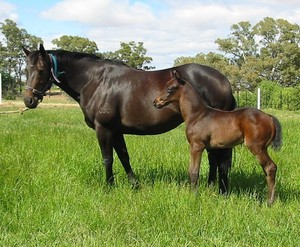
[[48, 49, 129, 67], [49, 49, 101, 61]]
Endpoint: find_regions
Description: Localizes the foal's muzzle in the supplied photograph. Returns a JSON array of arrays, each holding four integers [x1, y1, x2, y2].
[[153, 98, 164, 109]]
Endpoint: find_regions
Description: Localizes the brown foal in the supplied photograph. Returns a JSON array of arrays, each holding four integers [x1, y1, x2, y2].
[[153, 71, 282, 205]]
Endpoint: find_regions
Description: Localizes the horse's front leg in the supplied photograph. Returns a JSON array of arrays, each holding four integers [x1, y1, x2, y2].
[[95, 123, 114, 185], [188, 143, 204, 190], [113, 132, 139, 188]]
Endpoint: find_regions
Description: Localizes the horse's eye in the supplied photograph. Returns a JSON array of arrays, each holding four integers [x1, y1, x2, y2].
[[167, 88, 173, 94]]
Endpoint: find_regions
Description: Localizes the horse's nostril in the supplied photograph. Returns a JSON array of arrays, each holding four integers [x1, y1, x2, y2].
[[23, 96, 38, 109]]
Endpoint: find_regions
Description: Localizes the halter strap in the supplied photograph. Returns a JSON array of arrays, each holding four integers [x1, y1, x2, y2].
[[49, 53, 65, 83], [25, 86, 44, 97]]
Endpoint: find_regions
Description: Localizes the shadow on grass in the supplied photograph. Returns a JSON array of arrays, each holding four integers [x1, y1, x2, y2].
[[228, 169, 300, 203], [87, 163, 299, 204]]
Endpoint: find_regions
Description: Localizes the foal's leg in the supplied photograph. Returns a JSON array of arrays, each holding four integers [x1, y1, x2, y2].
[[250, 147, 277, 205], [258, 151, 277, 206], [189, 144, 204, 190], [113, 133, 138, 187], [95, 124, 114, 185]]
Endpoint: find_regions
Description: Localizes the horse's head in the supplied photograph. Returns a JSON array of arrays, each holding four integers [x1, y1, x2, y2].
[[153, 70, 186, 109], [23, 44, 52, 109]]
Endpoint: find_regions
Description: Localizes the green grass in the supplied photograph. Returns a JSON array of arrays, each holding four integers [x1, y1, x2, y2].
[[0, 104, 299, 246]]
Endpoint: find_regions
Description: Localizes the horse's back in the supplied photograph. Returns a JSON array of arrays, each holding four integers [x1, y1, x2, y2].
[[176, 63, 235, 110]]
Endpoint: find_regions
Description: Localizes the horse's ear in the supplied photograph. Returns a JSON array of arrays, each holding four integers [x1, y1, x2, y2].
[[173, 70, 186, 85], [23, 47, 31, 56], [39, 44, 47, 57]]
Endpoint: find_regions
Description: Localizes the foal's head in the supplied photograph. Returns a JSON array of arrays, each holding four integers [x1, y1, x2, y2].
[[153, 70, 186, 109]]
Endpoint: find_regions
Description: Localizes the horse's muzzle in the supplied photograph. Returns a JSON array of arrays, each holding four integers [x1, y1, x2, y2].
[[153, 99, 163, 109], [23, 95, 40, 109]]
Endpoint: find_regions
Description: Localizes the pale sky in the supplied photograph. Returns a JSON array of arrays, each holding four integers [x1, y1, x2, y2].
[[1, 0, 300, 68]]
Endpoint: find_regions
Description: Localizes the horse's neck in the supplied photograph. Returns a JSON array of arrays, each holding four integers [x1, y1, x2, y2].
[[179, 83, 208, 121], [55, 56, 89, 103]]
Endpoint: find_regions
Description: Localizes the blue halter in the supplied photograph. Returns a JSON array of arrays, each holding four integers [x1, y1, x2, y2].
[[49, 54, 64, 83]]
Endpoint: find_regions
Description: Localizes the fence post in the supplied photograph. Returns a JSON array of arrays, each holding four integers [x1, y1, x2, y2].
[[257, 88, 261, 109]]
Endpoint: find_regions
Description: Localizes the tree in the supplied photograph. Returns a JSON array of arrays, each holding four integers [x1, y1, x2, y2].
[[216, 18, 300, 88], [0, 19, 42, 96], [52, 35, 99, 54], [174, 18, 300, 92], [0, 71, 15, 99], [253, 17, 300, 86], [216, 21, 258, 67], [215, 21, 261, 90], [104, 41, 155, 70]]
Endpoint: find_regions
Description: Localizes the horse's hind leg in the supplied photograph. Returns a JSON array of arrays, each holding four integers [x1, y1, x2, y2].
[[207, 149, 217, 186], [251, 147, 277, 205], [113, 133, 138, 188], [208, 148, 232, 194]]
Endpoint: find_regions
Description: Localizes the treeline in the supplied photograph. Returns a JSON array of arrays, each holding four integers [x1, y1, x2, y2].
[[0, 17, 299, 110]]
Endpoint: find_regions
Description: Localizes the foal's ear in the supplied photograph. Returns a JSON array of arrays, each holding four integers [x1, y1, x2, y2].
[[39, 44, 47, 58], [172, 70, 186, 85], [23, 47, 31, 56]]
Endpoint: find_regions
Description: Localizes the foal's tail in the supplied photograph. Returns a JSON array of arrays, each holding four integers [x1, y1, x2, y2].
[[271, 115, 282, 151]]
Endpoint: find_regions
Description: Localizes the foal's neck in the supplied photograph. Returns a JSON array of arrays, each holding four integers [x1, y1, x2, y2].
[[179, 82, 208, 120]]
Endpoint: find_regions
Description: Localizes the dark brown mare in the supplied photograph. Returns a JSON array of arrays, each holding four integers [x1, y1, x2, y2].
[[23, 44, 236, 191], [153, 71, 282, 205]]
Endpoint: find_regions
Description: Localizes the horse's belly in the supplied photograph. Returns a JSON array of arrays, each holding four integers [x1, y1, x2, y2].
[[120, 106, 182, 135], [121, 117, 183, 135], [209, 138, 243, 149], [210, 128, 243, 148]]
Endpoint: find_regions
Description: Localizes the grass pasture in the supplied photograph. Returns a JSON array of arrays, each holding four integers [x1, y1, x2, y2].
[[0, 102, 299, 246]]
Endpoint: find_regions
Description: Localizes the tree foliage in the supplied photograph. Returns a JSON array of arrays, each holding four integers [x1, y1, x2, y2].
[[175, 17, 300, 92], [217, 18, 300, 89], [104, 41, 155, 70], [52, 35, 99, 54], [0, 19, 42, 98]]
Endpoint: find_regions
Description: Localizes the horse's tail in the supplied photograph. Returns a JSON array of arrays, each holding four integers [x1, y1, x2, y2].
[[271, 115, 282, 151]]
